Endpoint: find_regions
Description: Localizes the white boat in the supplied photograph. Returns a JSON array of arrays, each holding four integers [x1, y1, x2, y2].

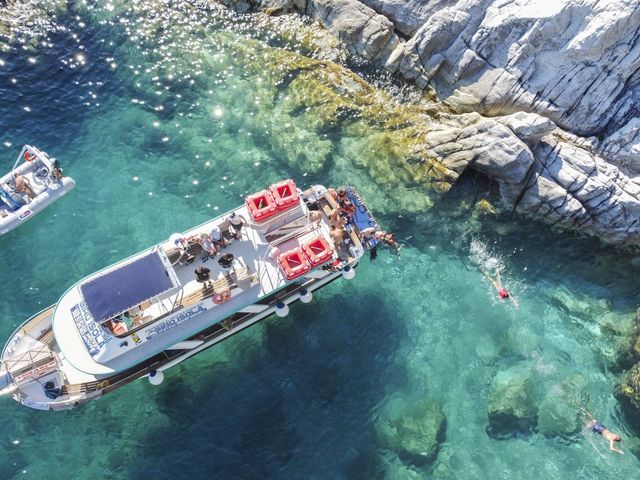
[[0, 180, 380, 410], [0, 145, 75, 236]]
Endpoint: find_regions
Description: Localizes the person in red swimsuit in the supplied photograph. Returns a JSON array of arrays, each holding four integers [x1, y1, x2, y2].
[[486, 269, 519, 308]]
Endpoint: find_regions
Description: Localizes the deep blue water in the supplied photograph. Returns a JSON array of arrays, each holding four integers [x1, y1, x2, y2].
[[1, 2, 640, 478]]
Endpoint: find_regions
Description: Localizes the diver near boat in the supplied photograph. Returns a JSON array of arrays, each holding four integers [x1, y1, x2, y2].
[[361, 227, 401, 257], [485, 269, 519, 308], [580, 407, 624, 455]]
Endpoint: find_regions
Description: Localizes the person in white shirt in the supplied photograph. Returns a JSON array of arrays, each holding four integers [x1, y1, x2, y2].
[[228, 212, 246, 240], [210, 225, 229, 249]]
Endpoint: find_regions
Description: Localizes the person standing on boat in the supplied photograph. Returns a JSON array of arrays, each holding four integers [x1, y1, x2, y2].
[[485, 269, 519, 308], [340, 201, 356, 223], [13, 173, 36, 200], [228, 212, 246, 240], [330, 224, 345, 248], [195, 266, 212, 290]]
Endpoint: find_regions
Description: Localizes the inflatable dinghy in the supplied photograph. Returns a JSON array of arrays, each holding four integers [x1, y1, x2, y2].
[[0, 145, 75, 236]]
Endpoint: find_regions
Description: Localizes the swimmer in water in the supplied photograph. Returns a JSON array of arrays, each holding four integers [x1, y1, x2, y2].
[[580, 407, 624, 455], [485, 269, 519, 308]]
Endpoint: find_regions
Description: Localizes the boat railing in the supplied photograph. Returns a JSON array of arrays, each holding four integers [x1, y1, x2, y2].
[[2, 344, 57, 382], [0, 305, 55, 360]]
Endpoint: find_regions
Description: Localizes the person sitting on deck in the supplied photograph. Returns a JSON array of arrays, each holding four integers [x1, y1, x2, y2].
[[195, 266, 212, 290], [111, 314, 133, 335], [199, 233, 218, 257], [124, 311, 143, 327], [210, 225, 229, 249], [13, 173, 36, 200], [580, 407, 624, 455], [173, 235, 188, 251], [308, 210, 322, 223], [218, 253, 234, 269], [336, 187, 348, 207], [339, 200, 356, 223], [51, 160, 63, 181]]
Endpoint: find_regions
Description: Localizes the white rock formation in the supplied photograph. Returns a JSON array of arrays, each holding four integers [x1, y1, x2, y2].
[[302, 0, 640, 246], [217, 0, 640, 246]]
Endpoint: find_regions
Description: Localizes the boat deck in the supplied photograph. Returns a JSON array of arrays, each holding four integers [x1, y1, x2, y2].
[[0, 183, 376, 409], [51, 195, 337, 375]]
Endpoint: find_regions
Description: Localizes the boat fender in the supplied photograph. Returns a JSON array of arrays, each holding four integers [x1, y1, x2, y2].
[[342, 265, 356, 280], [148, 370, 164, 385], [275, 302, 289, 317], [299, 288, 313, 303]]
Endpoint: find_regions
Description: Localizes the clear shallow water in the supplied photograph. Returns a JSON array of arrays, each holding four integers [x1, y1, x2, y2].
[[0, 2, 639, 478]]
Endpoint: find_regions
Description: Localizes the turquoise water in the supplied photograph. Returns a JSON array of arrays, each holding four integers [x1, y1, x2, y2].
[[1, 2, 639, 478]]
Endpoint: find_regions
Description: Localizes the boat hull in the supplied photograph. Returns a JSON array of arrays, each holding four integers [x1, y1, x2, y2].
[[0, 263, 354, 410], [0, 146, 75, 236], [0, 177, 75, 236]]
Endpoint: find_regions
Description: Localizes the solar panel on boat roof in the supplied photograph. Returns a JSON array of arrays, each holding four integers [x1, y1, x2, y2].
[[80, 252, 175, 323]]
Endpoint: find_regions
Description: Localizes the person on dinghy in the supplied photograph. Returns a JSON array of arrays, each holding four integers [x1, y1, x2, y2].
[[13, 173, 36, 200]]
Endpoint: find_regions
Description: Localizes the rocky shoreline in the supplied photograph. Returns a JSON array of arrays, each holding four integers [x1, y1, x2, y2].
[[212, 0, 640, 459], [218, 0, 640, 247]]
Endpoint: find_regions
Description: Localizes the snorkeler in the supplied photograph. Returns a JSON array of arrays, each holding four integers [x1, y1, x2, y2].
[[485, 269, 519, 308], [580, 407, 624, 455]]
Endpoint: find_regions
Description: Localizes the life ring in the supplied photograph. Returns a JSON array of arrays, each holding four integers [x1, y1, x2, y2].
[[23, 151, 36, 162], [213, 289, 231, 304], [96, 380, 110, 390]]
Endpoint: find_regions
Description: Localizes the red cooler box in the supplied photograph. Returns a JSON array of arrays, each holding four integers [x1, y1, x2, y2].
[[301, 235, 334, 267], [245, 190, 278, 223], [277, 247, 311, 280], [269, 179, 299, 211]]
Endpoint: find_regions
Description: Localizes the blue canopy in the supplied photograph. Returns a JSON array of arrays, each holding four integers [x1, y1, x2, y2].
[[346, 186, 378, 231], [80, 252, 174, 323], [0, 186, 21, 211]]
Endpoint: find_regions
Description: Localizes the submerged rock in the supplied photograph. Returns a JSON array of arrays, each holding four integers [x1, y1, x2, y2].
[[615, 363, 640, 429], [375, 399, 446, 467], [612, 335, 640, 373], [475, 333, 499, 365], [486, 363, 537, 437], [607, 307, 640, 372], [537, 375, 587, 439], [504, 325, 540, 359]]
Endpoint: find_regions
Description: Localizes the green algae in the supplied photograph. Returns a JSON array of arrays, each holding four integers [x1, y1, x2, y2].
[[71, 0, 460, 214]]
